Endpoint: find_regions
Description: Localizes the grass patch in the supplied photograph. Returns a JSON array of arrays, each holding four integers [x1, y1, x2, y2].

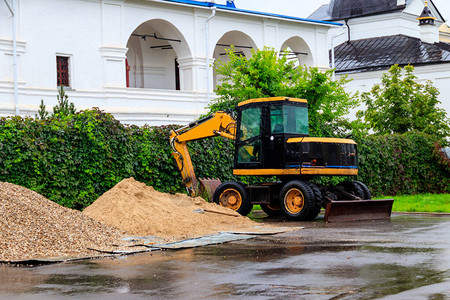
[[250, 195, 450, 214], [376, 194, 450, 213]]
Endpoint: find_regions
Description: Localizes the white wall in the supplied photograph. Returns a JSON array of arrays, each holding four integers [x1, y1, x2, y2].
[[0, 0, 334, 125]]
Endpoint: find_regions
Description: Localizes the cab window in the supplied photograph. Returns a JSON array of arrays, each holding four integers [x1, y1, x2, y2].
[[270, 105, 308, 135], [239, 107, 261, 141], [237, 139, 262, 163]]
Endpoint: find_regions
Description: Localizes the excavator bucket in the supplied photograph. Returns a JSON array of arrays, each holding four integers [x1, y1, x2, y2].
[[199, 178, 222, 200], [324, 199, 394, 223]]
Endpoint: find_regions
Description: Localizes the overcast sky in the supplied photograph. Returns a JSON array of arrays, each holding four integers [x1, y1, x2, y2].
[[225, 0, 450, 23]]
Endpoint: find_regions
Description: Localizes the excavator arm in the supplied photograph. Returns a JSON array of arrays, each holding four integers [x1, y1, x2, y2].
[[170, 111, 236, 197]]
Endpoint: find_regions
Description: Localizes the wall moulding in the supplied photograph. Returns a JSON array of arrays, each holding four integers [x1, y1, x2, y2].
[[99, 46, 128, 60], [0, 39, 26, 55]]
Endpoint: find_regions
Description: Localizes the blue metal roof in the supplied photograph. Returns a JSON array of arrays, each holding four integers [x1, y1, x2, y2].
[[162, 0, 343, 26]]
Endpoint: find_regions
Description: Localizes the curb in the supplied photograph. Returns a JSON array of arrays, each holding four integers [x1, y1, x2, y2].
[[393, 211, 450, 216]]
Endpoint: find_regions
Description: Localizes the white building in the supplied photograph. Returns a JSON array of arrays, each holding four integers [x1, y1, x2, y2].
[[0, 0, 340, 125], [310, 0, 450, 117]]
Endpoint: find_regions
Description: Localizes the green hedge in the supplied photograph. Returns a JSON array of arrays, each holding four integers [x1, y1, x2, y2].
[[0, 109, 236, 209], [0, 109, 448, 209], [355, 133, 449, 196]]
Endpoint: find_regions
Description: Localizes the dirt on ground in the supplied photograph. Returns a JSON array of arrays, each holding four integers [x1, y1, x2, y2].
[[0, 178, 260, 262], [0, 182, 125, 262], [83, 178, 257, 242]]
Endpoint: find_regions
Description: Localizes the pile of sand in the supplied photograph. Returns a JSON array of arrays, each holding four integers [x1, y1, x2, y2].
[[83, 178, 257, 241], [0, 182, 125, 262], [0, 178, 260, 262]]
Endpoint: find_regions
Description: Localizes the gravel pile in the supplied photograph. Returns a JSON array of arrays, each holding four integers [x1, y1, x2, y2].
[[0, 182, 126, 262]]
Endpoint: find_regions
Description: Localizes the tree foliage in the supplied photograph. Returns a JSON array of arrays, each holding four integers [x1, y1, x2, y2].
[[209, 47, 357, 137], [357, 65, 450, 143], [35, 99, 49, 120], [53, 85, 76, 117]]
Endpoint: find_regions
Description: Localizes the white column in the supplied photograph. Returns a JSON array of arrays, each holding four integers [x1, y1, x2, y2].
[[178, 56, 214, 92], [100, 47, 128, 88]]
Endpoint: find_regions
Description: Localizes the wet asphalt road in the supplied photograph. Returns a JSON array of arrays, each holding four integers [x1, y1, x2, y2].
[[0, 213, 449, 300]]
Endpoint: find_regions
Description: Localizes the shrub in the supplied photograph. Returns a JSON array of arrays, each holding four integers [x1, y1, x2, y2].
[[0, 109, 237, 209], [355, 131, 449, 195], [0, 110, 447, 210]]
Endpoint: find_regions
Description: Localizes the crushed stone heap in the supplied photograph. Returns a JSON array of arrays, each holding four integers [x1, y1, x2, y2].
[[83, 178, 257, 241], [0, 182, 125, 262]]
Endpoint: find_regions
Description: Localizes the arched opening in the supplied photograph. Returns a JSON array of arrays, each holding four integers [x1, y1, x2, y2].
[[126, 19, 191, 90], [212, 31, 257, 89], [280, 36, 314, 68]]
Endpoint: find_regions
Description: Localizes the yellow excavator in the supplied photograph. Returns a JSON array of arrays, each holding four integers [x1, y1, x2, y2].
[[170, 97, 393, 222]]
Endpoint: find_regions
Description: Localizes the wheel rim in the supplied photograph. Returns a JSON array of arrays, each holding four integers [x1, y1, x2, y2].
[[266, 204, 280, 211], [284, 188, 304, 214], [219, 188, 242, 211]]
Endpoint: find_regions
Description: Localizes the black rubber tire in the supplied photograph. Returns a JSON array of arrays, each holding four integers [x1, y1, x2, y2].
[[279, 180, 317, 221], [213, 181, 253, 216], [336, 181, 365, 200], [353, 181, 372, 200], [304, 181, 322, 219], [260, 204, 283, 217]]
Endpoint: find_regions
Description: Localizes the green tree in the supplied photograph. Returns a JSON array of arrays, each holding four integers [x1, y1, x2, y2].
[[36, 86, 77, 120], [209, 47, 357, 137], [35, 99, 49, 120], [357, 65, 450, 142], [53, 85, 76, 117]]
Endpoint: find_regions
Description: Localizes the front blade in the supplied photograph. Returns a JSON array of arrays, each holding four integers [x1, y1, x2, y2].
[[324, 199, 394, 223]]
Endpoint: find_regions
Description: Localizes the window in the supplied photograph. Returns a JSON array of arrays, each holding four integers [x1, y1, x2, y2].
[[238, 107, 261, 142], [270, 105, 309, 135], [238, 139, 262, 163], [237, 107, 262, 163], [57, 56, 70, 87]]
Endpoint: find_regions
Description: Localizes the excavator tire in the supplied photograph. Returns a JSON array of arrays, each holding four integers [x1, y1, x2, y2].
[[353, 181, 372, 199], [260, 204, 283, 217], [279, 180, 317, 221], [304, 181, 322, 220], [213, 181, 253, 216], [335, 181, 365, 200]]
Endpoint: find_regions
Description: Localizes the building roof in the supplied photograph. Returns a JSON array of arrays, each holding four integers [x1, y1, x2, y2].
[[328, 0, 401, 20], [334, 35, 450, 73], [310, 0, 416, 21], [161, 0, 342, 27]]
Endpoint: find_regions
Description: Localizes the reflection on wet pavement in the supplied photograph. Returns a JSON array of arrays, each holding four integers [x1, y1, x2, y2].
[[1, 214, 449, 299]]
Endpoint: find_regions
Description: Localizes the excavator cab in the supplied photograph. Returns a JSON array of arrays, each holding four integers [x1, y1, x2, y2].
[[232, 98, 359, 177], [170, 97, 393, 222], [235, 99, 309, 169], [235, 98, 309, 171]]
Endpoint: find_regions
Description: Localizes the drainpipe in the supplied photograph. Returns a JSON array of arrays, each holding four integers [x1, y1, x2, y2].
[[4, 0, 19, 115], [205, 6, 216, 103]]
